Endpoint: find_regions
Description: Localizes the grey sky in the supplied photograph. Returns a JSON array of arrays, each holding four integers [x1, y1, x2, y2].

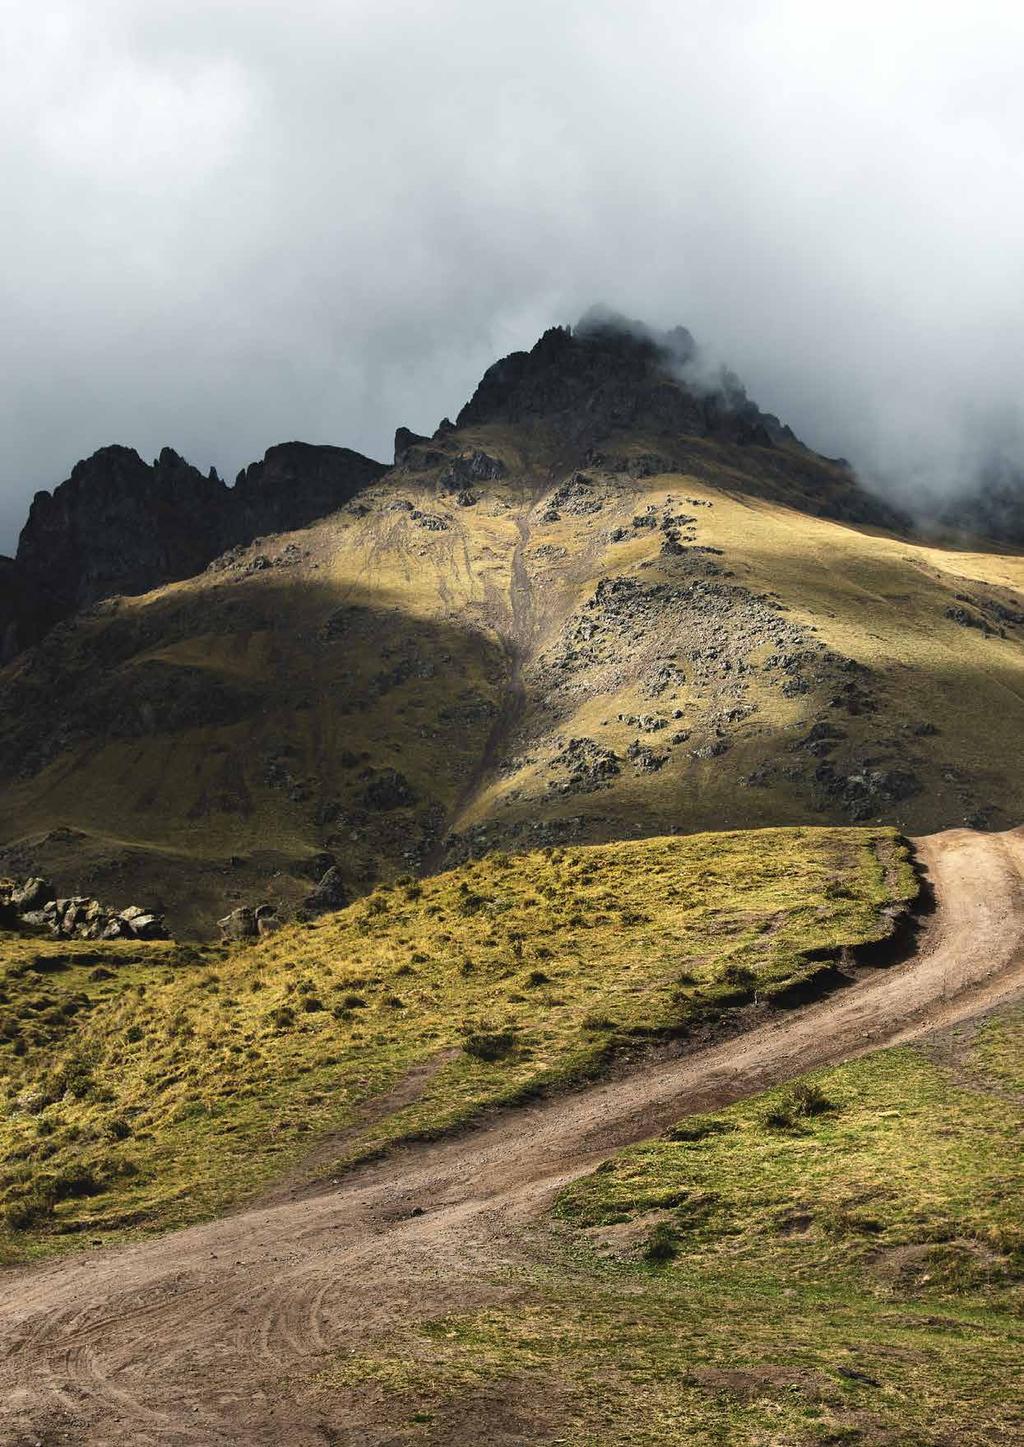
[[3, 1, 1023, 550]]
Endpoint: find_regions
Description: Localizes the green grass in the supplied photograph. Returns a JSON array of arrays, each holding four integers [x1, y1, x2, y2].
[[322, 1014, 1024, 1445], [0, 825, 913, 1262]]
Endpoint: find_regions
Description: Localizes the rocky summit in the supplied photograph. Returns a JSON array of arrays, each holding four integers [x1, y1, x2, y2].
[[1, 313, 1024, 935]]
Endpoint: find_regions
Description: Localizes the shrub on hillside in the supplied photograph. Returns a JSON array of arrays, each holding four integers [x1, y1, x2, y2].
[[463, 1028, 516, 1062], [763, 1080, 837, 1130], [643, 1222, 680, 1264]]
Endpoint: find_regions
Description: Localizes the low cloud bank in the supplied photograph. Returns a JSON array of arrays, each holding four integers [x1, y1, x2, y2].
[[2, 2, 1023, 547]]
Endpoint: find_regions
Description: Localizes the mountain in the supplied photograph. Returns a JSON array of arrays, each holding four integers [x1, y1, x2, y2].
[[2, 316, 1024, 1446], [2, 314, 1024, 935]]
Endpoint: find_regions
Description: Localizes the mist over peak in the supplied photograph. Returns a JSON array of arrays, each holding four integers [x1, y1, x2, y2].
[[456, 307, 799, 457]]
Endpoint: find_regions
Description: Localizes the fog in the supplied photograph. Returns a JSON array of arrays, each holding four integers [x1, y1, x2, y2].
[[3, 1, 1023, 549]]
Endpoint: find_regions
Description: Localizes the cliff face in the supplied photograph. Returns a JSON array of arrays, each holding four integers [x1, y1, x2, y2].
[[230, 442, 385, 538], [15, 447, 229, 641], [0, 556, 27, 666], [2, 441, 386, 654]]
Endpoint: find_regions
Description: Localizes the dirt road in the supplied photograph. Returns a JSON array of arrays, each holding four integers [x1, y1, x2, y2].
[[3, 825, 1024, 1445]]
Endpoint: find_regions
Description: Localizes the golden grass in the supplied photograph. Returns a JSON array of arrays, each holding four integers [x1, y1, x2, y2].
[[0, 825, 912, 1261]]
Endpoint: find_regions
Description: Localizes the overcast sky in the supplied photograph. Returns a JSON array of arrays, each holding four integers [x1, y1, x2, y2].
[[2, 1, 1023, 550]]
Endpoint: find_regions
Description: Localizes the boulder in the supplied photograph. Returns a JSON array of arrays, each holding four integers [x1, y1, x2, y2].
[[19, 910, 52, 928], [218, 907, 259, 941], [122, 913, 169, 941], [302, 866, 348, 916], [361, 768, 416, 811], [255, 905, 283, 937], [10, 877, 53, 912]]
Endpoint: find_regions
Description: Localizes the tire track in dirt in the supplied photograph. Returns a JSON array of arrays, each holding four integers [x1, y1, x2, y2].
[[2, 826, 1024, 1445]]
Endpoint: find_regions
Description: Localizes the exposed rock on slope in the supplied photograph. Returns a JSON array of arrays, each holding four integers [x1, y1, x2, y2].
[[14, 446, 227, 644], [229, 442, 385, 538]]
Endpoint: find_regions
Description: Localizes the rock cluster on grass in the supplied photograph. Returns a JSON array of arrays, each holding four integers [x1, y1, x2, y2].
[[540, 473, 604, 524], [0, 876, 170, 940], [548, 737, 621, 795]]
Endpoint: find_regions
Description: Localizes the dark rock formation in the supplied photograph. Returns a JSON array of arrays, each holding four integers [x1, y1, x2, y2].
[[394, 426, 430, 465], [438, 450, 505, 491], [361, 768, 416, 811], [13, 446, 226, 644], [456, 310, 909, 534], [1, 441, 385, 658], [0, 556, 29, 666], [231, 442, 384, 538], [393, 427, 448, 471]]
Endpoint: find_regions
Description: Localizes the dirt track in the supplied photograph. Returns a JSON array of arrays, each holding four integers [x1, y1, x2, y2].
[[3, 825, 1024, 1445]]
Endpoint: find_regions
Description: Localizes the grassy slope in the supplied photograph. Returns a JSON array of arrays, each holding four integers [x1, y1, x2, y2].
[[326, 1014, 1024, 1446], [0, 825, 912, 1263]]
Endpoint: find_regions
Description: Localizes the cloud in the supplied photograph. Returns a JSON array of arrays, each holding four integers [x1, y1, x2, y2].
[[2, 0, 1023, 547]]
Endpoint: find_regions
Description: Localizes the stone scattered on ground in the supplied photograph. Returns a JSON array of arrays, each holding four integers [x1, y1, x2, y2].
[[549, 737, 621, 795], [0, 876, 170, 940]]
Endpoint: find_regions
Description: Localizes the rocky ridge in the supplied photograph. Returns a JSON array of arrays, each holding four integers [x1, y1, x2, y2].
[[2, 441, 385, 657]]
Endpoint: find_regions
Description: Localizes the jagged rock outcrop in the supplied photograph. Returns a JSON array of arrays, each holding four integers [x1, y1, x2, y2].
[[457, 312, 908, 532], [13, 446, 227, 646], [0, 556, 27, 666], [2, 441, 386, 658], [456, 313, 794, 448], [394, 426, 430, 466]]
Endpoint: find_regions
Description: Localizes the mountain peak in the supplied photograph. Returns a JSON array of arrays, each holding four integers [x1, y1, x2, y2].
[[456, 308, 795, 453]]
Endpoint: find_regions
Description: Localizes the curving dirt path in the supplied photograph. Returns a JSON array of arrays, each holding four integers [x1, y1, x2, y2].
[[3, 826, 1024, 1445]]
